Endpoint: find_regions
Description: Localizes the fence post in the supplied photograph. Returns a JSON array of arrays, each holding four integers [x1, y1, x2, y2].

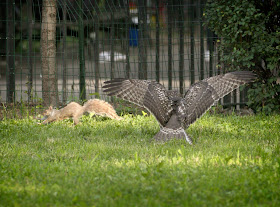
[[217, 39, 221, 75], [155, 0, 160, 83], [78, 0, 86, 100], [27, 0, 33, 103], [236, 89, 240, 110], [230, 91, 234, 111], [94, 14, 100, 97], [190, 0, 195, 85], [208, 30, 214, 77], [167, 0, 173, 90], [138, 0, 147, 80], [125, 0, 130, 79], [6, 0, 15, 103], [62, 0, 67, 104], [110, 11, 115, 80], [199, 0, 204, 80], [178, 0, 184, 94]]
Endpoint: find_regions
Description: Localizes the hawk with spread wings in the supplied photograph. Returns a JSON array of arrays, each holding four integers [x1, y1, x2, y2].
[[103, 71, 256, 145]]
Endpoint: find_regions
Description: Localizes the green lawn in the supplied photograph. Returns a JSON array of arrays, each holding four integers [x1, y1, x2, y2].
[[0, 113, 279, 206]]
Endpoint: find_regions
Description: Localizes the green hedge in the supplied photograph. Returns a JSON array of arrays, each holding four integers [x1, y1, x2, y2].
[[205, 0, 280, 114]]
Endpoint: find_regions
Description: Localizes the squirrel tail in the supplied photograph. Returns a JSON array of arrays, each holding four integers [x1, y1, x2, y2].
[[83, 99, 122, 120]]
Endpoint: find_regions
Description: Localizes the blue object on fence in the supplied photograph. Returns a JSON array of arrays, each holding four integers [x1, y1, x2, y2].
[[129, 28, 138, 47]]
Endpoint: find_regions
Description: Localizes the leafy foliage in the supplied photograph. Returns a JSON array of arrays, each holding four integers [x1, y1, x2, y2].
[[205, 0, 280, 113]]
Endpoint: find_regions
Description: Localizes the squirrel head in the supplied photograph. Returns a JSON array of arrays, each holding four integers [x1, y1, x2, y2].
[[43, 106, 55, 116]]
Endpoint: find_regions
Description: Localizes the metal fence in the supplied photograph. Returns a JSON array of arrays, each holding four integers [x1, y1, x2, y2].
[[0, 0, 248, 116]]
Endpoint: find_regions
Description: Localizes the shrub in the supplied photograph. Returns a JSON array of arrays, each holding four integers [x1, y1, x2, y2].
[[204, 0, 280, 113]]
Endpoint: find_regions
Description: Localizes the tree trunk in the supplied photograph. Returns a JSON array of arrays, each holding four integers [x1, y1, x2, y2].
[[41, 0, 58, 107]]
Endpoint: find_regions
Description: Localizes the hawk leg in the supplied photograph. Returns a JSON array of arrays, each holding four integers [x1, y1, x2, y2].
[[153, 127, 193, 145]]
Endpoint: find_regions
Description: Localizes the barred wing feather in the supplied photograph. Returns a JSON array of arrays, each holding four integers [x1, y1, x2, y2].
[[103, 79, 173, 126], [179, 71, 256, 127], [204, 71, 256, 98]]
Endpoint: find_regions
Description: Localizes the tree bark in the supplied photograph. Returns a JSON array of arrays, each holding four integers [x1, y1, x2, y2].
[[41, 0, 58, 107]]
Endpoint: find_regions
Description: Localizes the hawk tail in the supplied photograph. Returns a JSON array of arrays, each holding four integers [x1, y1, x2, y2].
[[153, 127, 193, 145]]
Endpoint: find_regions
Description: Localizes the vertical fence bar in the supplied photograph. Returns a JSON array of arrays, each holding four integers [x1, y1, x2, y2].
[[94, 14, 100, 97], [236, 89, 240, 110], [155, 0, 160, 82], [167, 0, 173, 90], [209, 30, 213, 77], [178, 0, 184, 94], [217, 41, 221, 75], [199, 0, 204, 80], [138, 0, 147, 80], [216, 38, 222, 105], [78, 0, 86, 100], [6, 0, 15, 103], [125, 0, 130, 79], [110, 10, 115, 103], [190, 0, 195, 85], [110, 11, 115, 80], [27, 0, 33, 103], [230, 91, 234, 110], [62, 0, 67, 103]]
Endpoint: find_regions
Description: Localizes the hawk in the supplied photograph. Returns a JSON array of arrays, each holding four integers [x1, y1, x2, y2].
[[103, 71, 256, 145]]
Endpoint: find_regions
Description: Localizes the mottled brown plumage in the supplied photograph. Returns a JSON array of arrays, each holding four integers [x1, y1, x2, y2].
[[103, 71, 256, 144]]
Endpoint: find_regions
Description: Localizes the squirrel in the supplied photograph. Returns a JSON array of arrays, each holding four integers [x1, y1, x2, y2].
[[41, 99, 122, 125]]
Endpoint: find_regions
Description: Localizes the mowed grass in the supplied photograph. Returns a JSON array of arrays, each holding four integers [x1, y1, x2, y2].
[[0, 113, 280, 207]]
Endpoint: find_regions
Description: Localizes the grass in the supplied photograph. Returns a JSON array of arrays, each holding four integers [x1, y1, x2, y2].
[[0, 113, 280, 206]]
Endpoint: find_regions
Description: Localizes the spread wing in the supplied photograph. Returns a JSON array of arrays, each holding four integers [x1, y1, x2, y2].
[[178, 71, 256, 127], [102, 79, 173, 126]]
